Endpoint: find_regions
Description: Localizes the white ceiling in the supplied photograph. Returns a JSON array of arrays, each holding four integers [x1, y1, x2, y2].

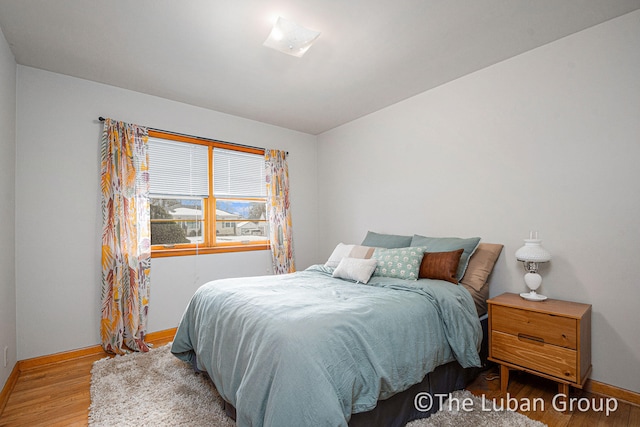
[[1, 0, 638, 135]]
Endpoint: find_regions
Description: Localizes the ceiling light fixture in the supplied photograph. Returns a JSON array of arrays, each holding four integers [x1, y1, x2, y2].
[[263, 16, 320, 57]]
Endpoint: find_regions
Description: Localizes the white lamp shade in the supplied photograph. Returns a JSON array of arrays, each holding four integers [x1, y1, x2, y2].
[[515, 239, 551, 263]]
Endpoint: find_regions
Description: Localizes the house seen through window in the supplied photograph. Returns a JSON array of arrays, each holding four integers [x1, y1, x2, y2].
[[148, 130, 268, 257]]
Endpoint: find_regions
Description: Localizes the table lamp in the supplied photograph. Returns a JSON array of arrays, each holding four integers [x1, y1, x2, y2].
[[515, 231, 551, 301]]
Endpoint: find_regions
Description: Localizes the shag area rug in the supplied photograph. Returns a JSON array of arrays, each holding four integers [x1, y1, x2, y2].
[[88, 343, 233, 426], [89, 344, 545, 426]]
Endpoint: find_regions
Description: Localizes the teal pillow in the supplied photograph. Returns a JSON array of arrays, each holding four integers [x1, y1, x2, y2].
[[361, 231, 412, 249], [372, 246, 428, 280], [410, 235, 481, 280]]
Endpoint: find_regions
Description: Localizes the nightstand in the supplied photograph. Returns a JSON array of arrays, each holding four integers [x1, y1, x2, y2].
[[487, 292, 592, 399]]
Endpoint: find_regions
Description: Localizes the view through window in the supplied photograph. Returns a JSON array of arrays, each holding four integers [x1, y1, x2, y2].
[[148, 131, 268, 256]]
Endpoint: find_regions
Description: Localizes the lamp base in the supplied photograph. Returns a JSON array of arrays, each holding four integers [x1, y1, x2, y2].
[[520, 291, 548, 302]]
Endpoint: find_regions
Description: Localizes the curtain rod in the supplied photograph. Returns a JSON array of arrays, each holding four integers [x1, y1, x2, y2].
[[98, 116, 286, 155]]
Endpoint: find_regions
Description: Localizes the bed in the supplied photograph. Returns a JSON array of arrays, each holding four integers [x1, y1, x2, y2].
[[171, 233, 502, 427]]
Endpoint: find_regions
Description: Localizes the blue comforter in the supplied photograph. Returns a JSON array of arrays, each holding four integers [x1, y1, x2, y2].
[[171, 265, 482, 427]]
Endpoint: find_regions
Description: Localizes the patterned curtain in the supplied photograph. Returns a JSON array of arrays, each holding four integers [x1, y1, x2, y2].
[[265, 150, 295, 274], [100, 118, 151, 354]]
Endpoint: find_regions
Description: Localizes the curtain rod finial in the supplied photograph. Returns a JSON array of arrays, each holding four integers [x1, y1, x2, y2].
[[98, 116, 105, 122]]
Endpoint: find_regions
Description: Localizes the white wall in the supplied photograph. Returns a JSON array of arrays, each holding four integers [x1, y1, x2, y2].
[[15, 67, 318, 359], [9, 8, 640, 397], [0, 27, 16, 390], [317, 11, 640, 393]]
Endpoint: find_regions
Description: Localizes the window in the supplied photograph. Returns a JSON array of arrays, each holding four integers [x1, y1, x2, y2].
[[148, 130, 268, 257]]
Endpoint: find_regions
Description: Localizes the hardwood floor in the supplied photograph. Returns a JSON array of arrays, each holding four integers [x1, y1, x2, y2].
[[466, 365, 640, 426], [1, 346, 638, 426], [0, 334, 173, 427]]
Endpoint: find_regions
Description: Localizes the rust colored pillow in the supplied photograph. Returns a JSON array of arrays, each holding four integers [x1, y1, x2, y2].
[[419, 249, 464, 284]]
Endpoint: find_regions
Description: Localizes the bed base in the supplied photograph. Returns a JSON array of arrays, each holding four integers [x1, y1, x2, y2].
[[221, 316, 489, 426], [222, 361, 481, 426]]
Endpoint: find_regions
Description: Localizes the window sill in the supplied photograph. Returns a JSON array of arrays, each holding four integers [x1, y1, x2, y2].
[[151, 244, 270, 258]]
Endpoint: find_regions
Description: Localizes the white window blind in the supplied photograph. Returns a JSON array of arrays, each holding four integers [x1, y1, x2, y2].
[[148, 137, 209, 197], [214, 148, 266, 198]]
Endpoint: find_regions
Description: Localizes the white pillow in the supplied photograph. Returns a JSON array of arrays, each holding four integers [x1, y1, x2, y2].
[[325, 243, 375, 268], [332, 257, 378, 284]]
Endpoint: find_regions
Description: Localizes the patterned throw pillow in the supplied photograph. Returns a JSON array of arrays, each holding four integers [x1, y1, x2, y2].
[[372, 246, 428, 280]]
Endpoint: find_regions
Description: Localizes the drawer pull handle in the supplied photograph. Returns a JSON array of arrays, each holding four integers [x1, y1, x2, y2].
[[518, 333, 545, 344]]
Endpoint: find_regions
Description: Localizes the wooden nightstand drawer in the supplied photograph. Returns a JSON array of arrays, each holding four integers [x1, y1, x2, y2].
[[491, 305, 577, 349], [491, 330, 577, 382], [488, 293, 592, 396]]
